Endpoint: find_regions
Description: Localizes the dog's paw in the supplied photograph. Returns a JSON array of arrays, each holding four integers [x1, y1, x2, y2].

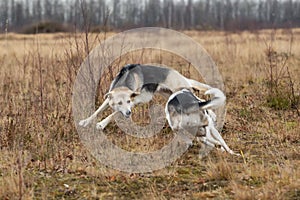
[[233, 152, 241, 156], [96, 122, 105, 130], [186, 140, 193, 148], [79, 119, 90, 127], [227, 149, 241, 156]]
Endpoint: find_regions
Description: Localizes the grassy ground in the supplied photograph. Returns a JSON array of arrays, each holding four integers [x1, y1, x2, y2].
[[0, 29, 299, 199]]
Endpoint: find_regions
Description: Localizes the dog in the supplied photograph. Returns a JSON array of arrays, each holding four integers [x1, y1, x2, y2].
[[79, 64, 214, 130], [165, 88, 240, 157]]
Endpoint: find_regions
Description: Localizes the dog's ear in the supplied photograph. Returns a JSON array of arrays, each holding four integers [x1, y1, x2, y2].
[[104, 92, 113, 99], [130, 92, 140, 99]]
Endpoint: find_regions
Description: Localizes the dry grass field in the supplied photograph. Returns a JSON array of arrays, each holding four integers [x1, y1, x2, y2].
[[0, 29, 299, 199]]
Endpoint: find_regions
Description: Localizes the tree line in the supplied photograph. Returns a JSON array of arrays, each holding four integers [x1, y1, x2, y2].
[[1, 0, 300, 33]]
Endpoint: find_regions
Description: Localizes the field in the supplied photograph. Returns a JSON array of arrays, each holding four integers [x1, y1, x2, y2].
[[0, 29, 299, 199]]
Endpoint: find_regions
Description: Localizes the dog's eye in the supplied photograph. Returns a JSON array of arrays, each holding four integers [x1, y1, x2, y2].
[[127, 100, 130, 104], [118, 101, 122, 105]]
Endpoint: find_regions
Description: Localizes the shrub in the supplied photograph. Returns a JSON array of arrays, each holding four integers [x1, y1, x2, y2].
[[20, 21, 70, 34], [90, 25, 113, 33], [264, 45, 299, 114]]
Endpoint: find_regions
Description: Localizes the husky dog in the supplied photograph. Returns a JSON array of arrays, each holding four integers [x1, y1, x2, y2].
[[79, 64, 214, 130], [165, 88, 240, 157]]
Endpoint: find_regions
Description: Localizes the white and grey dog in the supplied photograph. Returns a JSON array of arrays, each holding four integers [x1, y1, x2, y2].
[[165, 88, 240, 157], [79, 64, 213, 130]]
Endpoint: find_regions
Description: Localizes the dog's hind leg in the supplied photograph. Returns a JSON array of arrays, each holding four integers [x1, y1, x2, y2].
[[209, 125, 240, 156], [96, 111, 118, 130], [197, 136, 218, 159], [79, 98, 110, 127], [197, 125, 225, 158], [204, 125, 222, 145]]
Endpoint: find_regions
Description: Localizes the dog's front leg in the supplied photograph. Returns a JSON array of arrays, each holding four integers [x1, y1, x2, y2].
[[96, 111, 118, 130], [79, 98, 109, 127]]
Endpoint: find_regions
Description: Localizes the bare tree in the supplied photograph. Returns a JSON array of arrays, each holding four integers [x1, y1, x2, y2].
[[15, 2, 24, 27], [0, 0, 9, 32], [112, 0, 121, 27], [144, 0, 161, 26], [44, 0, 53, 21], [223, 0, 233, 29], [53, 0, 65, 23], [179, 0, 186, 29], [186, 0, 194, 29], [32, 0, 42, 22]]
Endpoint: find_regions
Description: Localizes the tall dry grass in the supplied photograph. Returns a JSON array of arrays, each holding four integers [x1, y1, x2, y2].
[[0, 29, 299, 199]]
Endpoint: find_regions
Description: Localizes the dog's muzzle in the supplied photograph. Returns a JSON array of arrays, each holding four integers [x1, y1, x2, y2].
[[124, 110, 131, 118]]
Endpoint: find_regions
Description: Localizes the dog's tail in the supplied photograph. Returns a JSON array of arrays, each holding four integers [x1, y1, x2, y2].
[[187, 79, 212, 91], [198, 88, 226, 110]]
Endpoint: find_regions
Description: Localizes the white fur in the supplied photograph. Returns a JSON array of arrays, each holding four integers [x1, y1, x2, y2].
[[165, 88, 239, 157], [201, 88, 226, 110]]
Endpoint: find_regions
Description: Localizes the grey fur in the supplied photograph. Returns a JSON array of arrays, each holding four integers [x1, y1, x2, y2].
[[165, 89, 240, 157], [110, 64, 169, 93]]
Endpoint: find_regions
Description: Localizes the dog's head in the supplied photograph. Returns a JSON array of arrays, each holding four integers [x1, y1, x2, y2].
[[105, 87, 139, 118]]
